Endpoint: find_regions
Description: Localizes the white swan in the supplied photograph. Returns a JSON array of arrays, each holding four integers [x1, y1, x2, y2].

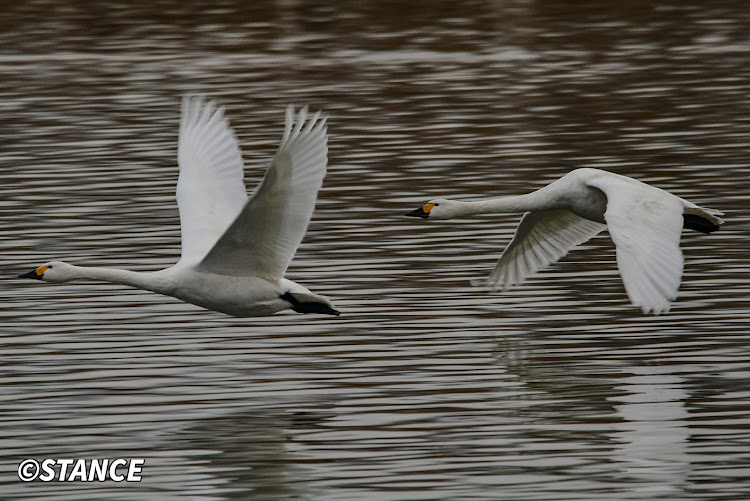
[[406, 168, 724, 314], [19, 96, 339, 317]]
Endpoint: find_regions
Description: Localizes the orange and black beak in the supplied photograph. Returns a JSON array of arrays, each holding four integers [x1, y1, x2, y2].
[[405, 203, 434, 218], [18, 266, 47, 280]]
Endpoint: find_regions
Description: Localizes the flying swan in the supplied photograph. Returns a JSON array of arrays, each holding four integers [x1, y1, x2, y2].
[[406, 168, 724, 314], [19, 96, 339, 317]]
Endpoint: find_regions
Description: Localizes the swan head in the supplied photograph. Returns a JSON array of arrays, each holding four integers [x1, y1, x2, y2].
[[405, 199, 457, 220], [18, 261, 77, 283]]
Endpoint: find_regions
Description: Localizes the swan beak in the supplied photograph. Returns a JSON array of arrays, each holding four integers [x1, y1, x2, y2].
[[18, 266, 47, 280], [406, 203, 434, 218]]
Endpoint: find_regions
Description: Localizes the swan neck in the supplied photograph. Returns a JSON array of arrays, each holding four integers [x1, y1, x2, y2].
[[457, 193, 547, 215], [69, 265, 170, 294]]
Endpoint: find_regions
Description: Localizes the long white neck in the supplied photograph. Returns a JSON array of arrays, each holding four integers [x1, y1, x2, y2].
[[451, 192, 557, 216], [65, 264, 173, 296]]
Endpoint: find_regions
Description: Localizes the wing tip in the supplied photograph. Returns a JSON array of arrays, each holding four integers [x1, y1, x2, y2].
[[637, 301, 672, 315], [477, 273, 514, 293], [180, 94, 225, 134], [280, 104, 329, 149]]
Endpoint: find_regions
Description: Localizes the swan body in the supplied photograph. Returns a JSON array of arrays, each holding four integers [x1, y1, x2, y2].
[[19, 96, 339, 317], [406, 168, 724, 314]]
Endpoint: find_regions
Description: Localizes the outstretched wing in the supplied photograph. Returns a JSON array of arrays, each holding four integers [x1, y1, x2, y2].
[[176, 96, 247, 265], [484, 209, 605, 290], [197, 105, 328, 280], [587, 176, 684, 314]]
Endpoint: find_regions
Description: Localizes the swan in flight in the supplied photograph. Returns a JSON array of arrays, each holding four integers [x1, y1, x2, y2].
[[19, 96, 339, 317], [406, 168, 724, 314]]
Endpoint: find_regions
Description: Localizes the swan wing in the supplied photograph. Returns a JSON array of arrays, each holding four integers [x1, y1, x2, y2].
[[588, 176, 684, 314], [485, 209, 606, 290], [176, 96, 247, 265], [197, 105, 328, 280]]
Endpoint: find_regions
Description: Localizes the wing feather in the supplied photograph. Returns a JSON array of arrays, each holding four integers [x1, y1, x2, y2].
[[485, 209, 606, 291], [197, 105, 329, 280], [587, 176, 684, 314], [176, 96, 247, 265]]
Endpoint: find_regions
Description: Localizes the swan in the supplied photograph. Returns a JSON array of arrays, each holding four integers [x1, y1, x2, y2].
[[406, 168, 724, 314], [19, 96, 339, 317]]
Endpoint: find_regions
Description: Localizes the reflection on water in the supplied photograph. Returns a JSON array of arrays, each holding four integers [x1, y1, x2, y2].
[[2, 0, 750, 499], [611, 368, 690, 497]]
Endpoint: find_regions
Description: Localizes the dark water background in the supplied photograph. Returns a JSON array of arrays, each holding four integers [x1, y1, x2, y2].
[[2, 1, 750, 499]]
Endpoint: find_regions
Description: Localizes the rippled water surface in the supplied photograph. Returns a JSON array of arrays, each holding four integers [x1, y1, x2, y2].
[[2, 1, 750, 499]]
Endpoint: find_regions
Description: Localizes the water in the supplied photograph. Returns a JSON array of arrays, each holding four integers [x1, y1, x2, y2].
[[2, 1, 750, 499]]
